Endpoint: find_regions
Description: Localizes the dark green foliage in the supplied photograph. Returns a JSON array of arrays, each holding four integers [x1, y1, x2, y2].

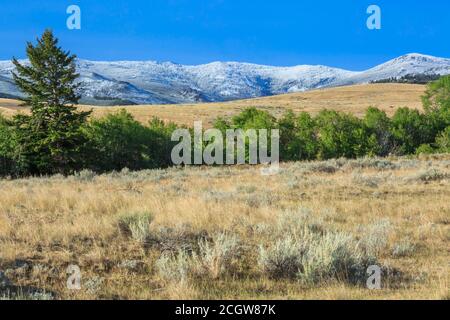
[[422, 75, 450, 137], [390, 108, 431, 155], [279, 111, 318, 161], [83, 110, 177, 172], [11, 30, 91, 175], [315, 110, 377, 159], [230, 107, 278, 130], [422, 75, 450, 114], [214, 107, 278, 163], [415, 144, 436, 155], [363, 107, 395, 156], [371, 73, 441, 84], [0, 114, 17, 176], [435, 127, 450, 153]]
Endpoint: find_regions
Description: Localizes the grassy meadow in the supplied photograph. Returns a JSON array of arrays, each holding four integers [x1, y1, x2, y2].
[[0, 155, 448, 300]]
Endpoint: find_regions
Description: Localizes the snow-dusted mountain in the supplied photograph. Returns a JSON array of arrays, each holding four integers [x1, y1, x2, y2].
[[1, 53, 449, 105]]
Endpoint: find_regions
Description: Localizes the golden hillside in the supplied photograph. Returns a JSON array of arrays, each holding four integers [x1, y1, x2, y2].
[[0, 83, 426, 126]]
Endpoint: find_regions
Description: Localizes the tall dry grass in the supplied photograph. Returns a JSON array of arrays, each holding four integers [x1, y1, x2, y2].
[[0, 155, 449, 299]]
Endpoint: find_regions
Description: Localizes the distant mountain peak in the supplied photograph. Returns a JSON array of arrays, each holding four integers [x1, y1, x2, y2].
[[1, 53, 449, 105]]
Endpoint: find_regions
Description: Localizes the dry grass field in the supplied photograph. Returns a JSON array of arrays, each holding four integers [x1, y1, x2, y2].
[[0, 83, 426, 126], [0, 155, 449, 300]]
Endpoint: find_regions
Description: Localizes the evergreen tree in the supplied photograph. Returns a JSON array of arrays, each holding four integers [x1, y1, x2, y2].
[[11, 29, 91, 175]]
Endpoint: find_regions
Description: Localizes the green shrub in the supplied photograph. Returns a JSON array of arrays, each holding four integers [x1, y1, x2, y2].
[[279, 111, 318, 161], [415, 144, 436, 155], [231, 107, 277, 130], [84, 110, 176, 172], [214, 107, 278, 164], [422, 75, 450, 120], [436, 127, 450, 152], [363, 107, 395, 156], [315, 110, 377, 159], [391, 108, 432, 155], [0, 115, 14, 176]]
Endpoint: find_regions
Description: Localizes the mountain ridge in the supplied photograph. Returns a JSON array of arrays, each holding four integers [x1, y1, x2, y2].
[[0, 53, 449, 105]]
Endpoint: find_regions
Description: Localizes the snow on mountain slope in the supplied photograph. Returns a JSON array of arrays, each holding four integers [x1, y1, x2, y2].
[[184, 62, 358, 101], [0, 53, 449, 105], [77, 72, 172, 105], [338, 53, 450, 86]]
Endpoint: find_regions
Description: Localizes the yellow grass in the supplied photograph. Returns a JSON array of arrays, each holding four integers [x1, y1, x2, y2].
[[0, 83, 426, 126], [0, 155, 448, 300]]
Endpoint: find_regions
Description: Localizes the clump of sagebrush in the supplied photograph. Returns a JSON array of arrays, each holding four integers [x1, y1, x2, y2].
[[73, 169, 96, 182], [405, 168, 449, 183], [303, 159, 344, 174], [277, 207, 325, 235], [118, 212, 153, 243], [392, 239, 417, 258], [258, 235, 306, 279], [258, 211, 377, 285], [243, 192, 279, 208], [236, 185, 257, 194], [344, 157, 398, 170], [351, 171, 382, 188], [202, 190, 236, 203], [156, 250, 192, 284], [193, 232, 240, 279], [300, 232, 375, 285], [149, 224, 207, 253], [358, 219, 392, 257], [259, 228, 376, 284], [156, 232, 240, 282]]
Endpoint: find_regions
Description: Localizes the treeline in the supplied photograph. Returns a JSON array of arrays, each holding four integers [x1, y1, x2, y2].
[[216, 104, 449, 162], [371, 73, 442, 84]]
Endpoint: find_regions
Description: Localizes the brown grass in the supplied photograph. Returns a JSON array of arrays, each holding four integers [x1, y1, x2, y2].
[[0, 83, 426, 127], [0, 155, 448, 300]]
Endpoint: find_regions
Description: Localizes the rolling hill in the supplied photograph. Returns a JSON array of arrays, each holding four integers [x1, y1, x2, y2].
[[0, 83, 426, 127]]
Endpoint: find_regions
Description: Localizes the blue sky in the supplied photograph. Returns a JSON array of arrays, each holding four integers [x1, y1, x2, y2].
[[0, 0, 449, 70]]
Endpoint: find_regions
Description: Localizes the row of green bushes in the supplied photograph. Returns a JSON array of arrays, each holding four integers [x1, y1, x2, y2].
[[1, 102, 448, 177], [215, 104, 449, 162]]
